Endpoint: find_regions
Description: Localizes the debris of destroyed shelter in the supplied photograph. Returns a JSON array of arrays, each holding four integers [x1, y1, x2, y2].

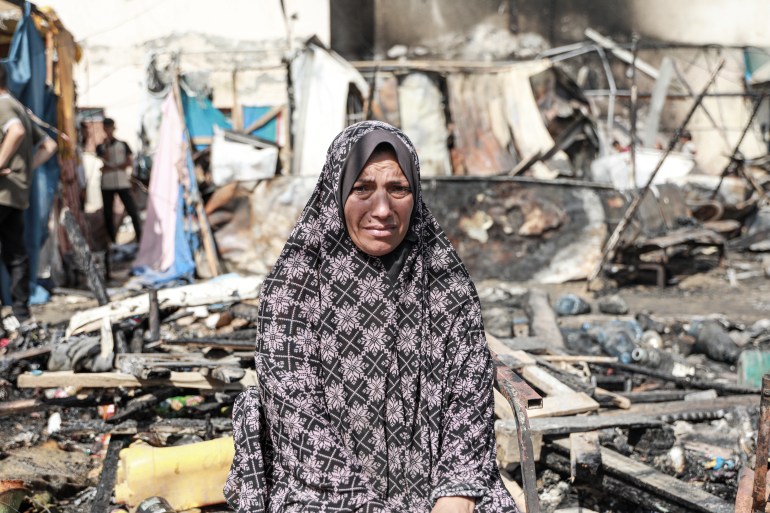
[[2, 1, 770, 512]]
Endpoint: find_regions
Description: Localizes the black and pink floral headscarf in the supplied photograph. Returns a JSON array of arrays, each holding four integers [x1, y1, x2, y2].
[[225, 121, 517, 513]]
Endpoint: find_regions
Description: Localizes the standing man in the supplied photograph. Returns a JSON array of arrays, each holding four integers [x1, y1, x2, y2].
[[0, 63, 57, 325], [96, 118, 142, 243]]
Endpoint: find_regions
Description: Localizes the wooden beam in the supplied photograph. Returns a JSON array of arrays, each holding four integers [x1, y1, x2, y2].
[[66, 275, 263, 337], [90, 436, 130, 513], [496, 418, 543, 465], [487, 334, 599, 417], [0, 345, 52, 365], [553, 438, 734, 513], [584, 28, 661, 80], [500, 472, 528, 513], [0, 398, 44, 417], [569, 431, 602, 484], [17, 370, 257, 390], [525, 289, 565, 349], [602, 394, 760, 419], [518, 412, 663, 436], [594, 387, 631, 409], [538, 355, 618, 364], [242, 104, 284, 135], [528, 392, 599, 418], [542, 449, 701, 513]]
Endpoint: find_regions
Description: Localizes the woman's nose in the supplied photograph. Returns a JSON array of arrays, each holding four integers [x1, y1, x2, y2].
[[369, 189, 392, 219]]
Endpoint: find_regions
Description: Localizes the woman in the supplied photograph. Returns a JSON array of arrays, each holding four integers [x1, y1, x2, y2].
[[225, 121, 517, 513]]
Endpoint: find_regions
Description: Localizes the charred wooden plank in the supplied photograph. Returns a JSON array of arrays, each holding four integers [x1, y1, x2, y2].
[[518, 413, 663, 437], [0, 346, 52, 365], [541, 448, 697, 513], [620, 389, 690, 403], [593, 360, 760, 395], [147, 289, 160, 343], [569, 431, 602, 484], [17, 370, 257, 390], [0, 398, 43, 417], [162, 337, 255, 350], [106, 389, 181, 424], [551, 437, 734, 513], [601, 394, 760, 421], [524, 289, 565, 349], [89, 435, 129, 513]]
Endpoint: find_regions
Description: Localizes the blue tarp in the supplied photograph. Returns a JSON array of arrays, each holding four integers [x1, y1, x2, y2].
[[0, 3, 61, 306], [130, 183, 196, 286], [242, 105, 279, 143], [181, 90, 230, 148]]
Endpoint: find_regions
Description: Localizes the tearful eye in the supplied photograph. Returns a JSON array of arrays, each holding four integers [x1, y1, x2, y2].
[[390, 185, 412, 197]]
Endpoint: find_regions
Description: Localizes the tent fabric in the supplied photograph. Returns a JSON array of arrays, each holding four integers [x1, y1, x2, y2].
[[241, 105, 279, 143], [181, 89, 231, 148], [5, 3, 46, 116], [131, 182, 196, 286], [290, 42, 369, 176], [210, 126, 278, 186], [0, 2, 61, 305], [132, 92, 201, 287], [133, 95, 186, 275]]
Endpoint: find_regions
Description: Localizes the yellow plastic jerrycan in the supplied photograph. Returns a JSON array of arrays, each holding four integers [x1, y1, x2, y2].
[[114, 436, 235, 511]]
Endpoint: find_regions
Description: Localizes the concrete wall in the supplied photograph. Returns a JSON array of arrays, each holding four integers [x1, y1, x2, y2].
[[42, 0, 330, 149]]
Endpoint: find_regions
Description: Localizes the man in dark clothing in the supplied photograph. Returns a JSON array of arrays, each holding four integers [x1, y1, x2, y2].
[[96, 118, 142, 243], [0, 63, 57, 324]]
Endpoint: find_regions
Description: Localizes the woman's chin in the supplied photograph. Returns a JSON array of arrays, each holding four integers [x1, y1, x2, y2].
[[357, 239, 398, 257]]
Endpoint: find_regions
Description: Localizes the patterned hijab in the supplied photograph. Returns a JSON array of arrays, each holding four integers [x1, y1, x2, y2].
[[225, 121, 516, 513]]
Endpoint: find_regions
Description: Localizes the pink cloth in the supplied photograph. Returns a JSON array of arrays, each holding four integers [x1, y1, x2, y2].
[[134, 95, 183, 271]]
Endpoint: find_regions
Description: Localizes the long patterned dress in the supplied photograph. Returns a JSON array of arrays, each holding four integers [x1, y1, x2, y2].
[[225, 121, 518, 513]]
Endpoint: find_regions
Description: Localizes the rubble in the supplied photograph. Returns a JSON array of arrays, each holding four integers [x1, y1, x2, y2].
[[1, 2, 770, 513], [1, 252, 770, 513]]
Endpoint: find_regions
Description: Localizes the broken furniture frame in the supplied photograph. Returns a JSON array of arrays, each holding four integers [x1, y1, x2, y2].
[[492, 352, 543, 513], [589, 58, 726, 287], [614, 227, 727, 287]]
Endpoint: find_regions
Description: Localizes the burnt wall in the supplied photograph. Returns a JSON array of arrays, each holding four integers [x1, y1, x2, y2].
[[516, 0, 634, 46], [330, 0, 376, 59], [331, 0, 638, 60], [421, 179, 619, 283], [332, 0, 765, 61]]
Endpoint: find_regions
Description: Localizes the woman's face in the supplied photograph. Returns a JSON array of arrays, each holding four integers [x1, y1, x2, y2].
[[344, 151, 413, 257]]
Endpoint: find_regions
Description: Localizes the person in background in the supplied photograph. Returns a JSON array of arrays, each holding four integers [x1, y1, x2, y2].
[[96, 117, 142, 244], [677, 130, 696, 156], [0, 63, 58, 328]]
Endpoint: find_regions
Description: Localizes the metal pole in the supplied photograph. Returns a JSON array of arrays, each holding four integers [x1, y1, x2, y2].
[[629, 34, 639, 186], [148, 288, 160, 343], [711, 95, 765, 200], [494, 356, 541, 513], [588, 59, 725, 285], [595, 46, 616, 151]]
